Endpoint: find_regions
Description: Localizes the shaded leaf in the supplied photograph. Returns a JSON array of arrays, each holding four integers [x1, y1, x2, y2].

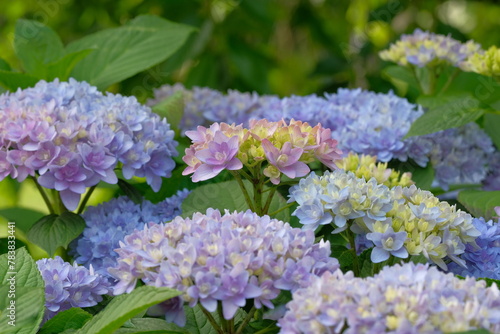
[[457, 190, 500, 220]]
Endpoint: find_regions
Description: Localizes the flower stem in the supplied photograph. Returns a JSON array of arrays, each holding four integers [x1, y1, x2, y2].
[[30, 176, 55, 214], [262, 187, 277, 215], [346, 229, 361, 277], [231, 171, 255, 212], [77, 185, 97, 214], [235, 306, 256, 334], [268, 202, 295, 217], [438, 68, 460, 95], [199, 305, 224, 334], [217, 303, 230, 333]]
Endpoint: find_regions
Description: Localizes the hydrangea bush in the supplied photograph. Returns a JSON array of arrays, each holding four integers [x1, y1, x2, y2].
[[3, 20, 500, 334]]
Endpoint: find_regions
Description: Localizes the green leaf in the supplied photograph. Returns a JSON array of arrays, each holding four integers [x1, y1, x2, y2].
[[14, 19, 65, 75], [0, 70, 39, 91], [181, 180, 291, 222], [0, 208, 45, 233], [75, 286, 181, 334], [39, 308, 93, 334], [117, 179, 144, 205], [26, 212, 86, 256], [457, 190, 500, 220], [183, 305, 246, 334], [0, 286, 45, 333], [450, 330, 491, 334], [409, 164, 435, 191], [0, 247, 45, 333], [0, 239, 26, 254], [0, 248, 43, 286], [67, 15, 195, 90], [382, 66, 419, 88], [0, 58, 11, 71], [152, 91, 185, 131], [483, 113, 500, 149], [113, 318, 188, 334], [38, 49, 95, 81], [405, 96, 486, 138]]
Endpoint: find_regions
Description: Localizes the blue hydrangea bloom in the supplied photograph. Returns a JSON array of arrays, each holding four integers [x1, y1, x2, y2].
[[448, 217, 500, 280], [71, 189, 190, 277], [36, 256, 110, 320]]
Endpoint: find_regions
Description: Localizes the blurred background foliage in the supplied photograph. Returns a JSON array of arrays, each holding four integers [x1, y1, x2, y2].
[[1, 0, 500, 100]]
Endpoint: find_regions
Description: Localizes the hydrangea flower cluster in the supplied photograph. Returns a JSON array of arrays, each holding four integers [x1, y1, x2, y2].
[[448, 216, 500, 280], [147, 83, 271, 130], [183, 120, 342, 184], [36, 256, 111, 320], [335, 153, 413, 188], [278, 262, 500, 333], [289, 170, 479, 269], [325, 89, 425, 163], [0, 79, 178, 210], [379, 28, 482, 68], [71, 189, 190, 277], [410, 122, 495, 189], [109, 209, 339, 325], [462, 45, 500, 77]]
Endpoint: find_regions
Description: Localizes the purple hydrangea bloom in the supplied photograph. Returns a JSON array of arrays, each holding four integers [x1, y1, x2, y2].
[[36, 256, 110, 321], [70, 189, 190, 278], [109, 209, 339, 325], [279, 262, 500, 333], [0, 79, 177, 210]]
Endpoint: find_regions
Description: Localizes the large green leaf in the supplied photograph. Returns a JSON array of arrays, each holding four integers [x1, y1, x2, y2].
[[39, 308, 93, 334], [34, 49, 95, 81], [0, 208, 45, 233], [113, 318, 188, 334], [181, 180, 291, 222], [67, 15, 195, 90], [75, 286, 181, 334], [405, 95, 486, 138], [0, 70, 39, 91], [26, 212, 86, 256], [483, 113, 500, 149], [14, 19, 64, 75], [457, 190, 500, 220], [409, 164, 435, 191], [0, 248, 45, 333]]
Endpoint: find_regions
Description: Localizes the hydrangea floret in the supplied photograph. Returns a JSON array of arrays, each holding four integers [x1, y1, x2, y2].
[[278, 262, 500, 333], [71, 189, 190, 277], [288, 169, 479, 272], [0, 79, 177, 211], [109, 209, 339, 329], [37, 256, 111, 321]]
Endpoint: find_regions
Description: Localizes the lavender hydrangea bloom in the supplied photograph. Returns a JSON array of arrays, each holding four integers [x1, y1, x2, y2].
[[279, 262, 500, 333], [71, 189, 190, 277], [36, 256, 110, 321], [448, 217, 500, 280], [0, 79, 177, 210], [109, 209, 339, 325]]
